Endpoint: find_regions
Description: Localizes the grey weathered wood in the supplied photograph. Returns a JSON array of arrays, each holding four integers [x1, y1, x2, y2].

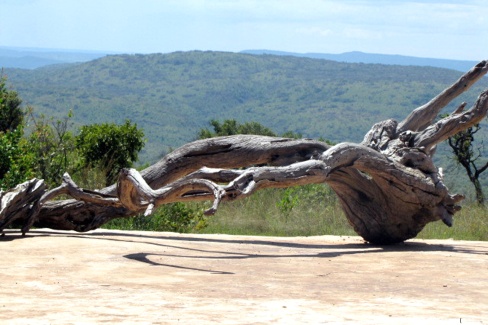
[[0, 179, 46, 234], [397, 60, 488, 133], [1, 61, 487, 244]]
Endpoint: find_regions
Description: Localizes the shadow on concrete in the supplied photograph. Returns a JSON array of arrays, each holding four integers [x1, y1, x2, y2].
[[3, 229, 487, 275]]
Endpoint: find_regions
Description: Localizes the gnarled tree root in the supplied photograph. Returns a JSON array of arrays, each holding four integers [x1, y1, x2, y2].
[[1, 60, 487, 244]]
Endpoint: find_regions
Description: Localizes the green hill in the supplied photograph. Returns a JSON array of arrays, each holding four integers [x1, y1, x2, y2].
[[4, 51, 488, 193], [242, 50, 479, 72]]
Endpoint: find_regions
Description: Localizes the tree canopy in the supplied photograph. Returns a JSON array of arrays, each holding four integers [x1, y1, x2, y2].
[[0, 75, 23, 132], [0, 75, 33, 189], [198, 119, 276, 139], [0, 75, 146, 189], [76, 120, 145, 185]]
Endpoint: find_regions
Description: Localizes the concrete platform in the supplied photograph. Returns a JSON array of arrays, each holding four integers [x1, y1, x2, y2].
[[1, 229, 487, 324]]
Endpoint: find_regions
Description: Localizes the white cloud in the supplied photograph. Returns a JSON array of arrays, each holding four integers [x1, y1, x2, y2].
[[0, 0, 486, 59]]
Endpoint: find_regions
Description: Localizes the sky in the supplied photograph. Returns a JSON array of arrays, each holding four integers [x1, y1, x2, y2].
[[1, 0, 487, 61]]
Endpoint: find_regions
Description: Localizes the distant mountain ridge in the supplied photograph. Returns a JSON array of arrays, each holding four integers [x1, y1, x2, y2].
[[0, 47, 111, 69], [241, 50, 479, 72], [0, 46, 481, 72]]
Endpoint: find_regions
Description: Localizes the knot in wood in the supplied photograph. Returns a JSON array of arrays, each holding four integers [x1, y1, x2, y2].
[[362, 118, 398, 150]]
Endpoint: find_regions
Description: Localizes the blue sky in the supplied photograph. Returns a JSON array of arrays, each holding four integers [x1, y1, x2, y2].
[[1, 0, 487, 60]]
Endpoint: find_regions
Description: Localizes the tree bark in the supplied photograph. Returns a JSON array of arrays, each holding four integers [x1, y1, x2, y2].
[[1, 60, 487, 244]]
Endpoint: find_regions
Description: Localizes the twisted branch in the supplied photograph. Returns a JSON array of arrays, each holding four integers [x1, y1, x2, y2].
[[1, 60, 487, 244]]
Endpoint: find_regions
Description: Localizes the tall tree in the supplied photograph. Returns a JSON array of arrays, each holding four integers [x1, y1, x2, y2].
[[0, 75, 23, 133], [448, 122, 488, 205], [27, 110, 77, 188], [0, 75, 34, 189]]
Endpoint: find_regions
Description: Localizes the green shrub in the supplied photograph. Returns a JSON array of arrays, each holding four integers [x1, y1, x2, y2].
[[0, 127, 35, 190], [103, 202, 207, 233]]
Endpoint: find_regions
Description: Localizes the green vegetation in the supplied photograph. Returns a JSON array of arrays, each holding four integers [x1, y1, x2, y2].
[[1, 73, 208, 234], [100, 183, 487, 241], [103, 202, 208, 233], [0, 75, 35, 189], [199, 119, 276, 138], [198, 118, 304, 139], [418, 204, 488, 241], [196, 184, 355, 237], [76, 120, 145, 185], [27, 111, 78, 187], [0, 74, 146, 190], [1, 52, 487, 241], [5, 51, 487, 197], [0, 125, 34, 189], [195, 188, 488, 241], [0, 76, 23, 132], [5, 51, 487, 167], [447, 123, 488, 205]]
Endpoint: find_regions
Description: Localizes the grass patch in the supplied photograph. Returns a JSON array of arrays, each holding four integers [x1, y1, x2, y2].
[[101, 184, 488, 242], [195, 185, 357, 237], [418, 204, 488, 241], [197, 186, 488, 241]]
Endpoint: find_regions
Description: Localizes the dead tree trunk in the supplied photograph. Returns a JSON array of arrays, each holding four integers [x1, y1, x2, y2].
[[1, 61, 487, 244]]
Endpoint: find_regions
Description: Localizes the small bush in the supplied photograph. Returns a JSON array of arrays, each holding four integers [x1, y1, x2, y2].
[[103, 202, 207, 233]]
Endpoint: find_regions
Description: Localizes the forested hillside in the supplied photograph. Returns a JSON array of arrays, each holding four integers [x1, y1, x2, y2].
[[242, 50, 478, 72], [4, 51, 488, 194]]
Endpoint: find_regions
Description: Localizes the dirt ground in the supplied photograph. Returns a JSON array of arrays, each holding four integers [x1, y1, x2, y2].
[[0, 229, 487, 324]]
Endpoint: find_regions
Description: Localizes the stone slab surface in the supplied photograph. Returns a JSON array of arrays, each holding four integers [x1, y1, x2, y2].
[[1, 229, 487, 324]]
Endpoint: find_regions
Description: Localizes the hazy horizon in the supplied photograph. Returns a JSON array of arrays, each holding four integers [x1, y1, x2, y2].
[[1, 1, 487, 61]]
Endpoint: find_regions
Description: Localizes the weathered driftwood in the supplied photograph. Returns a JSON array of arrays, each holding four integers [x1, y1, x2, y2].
[[1, 61, 487, 244]]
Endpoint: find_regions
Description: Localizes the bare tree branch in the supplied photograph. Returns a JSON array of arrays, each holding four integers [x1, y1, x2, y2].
[[1, 60, 488, 244], [398, 60, 488, 133], [414, 89, 488, 152]]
